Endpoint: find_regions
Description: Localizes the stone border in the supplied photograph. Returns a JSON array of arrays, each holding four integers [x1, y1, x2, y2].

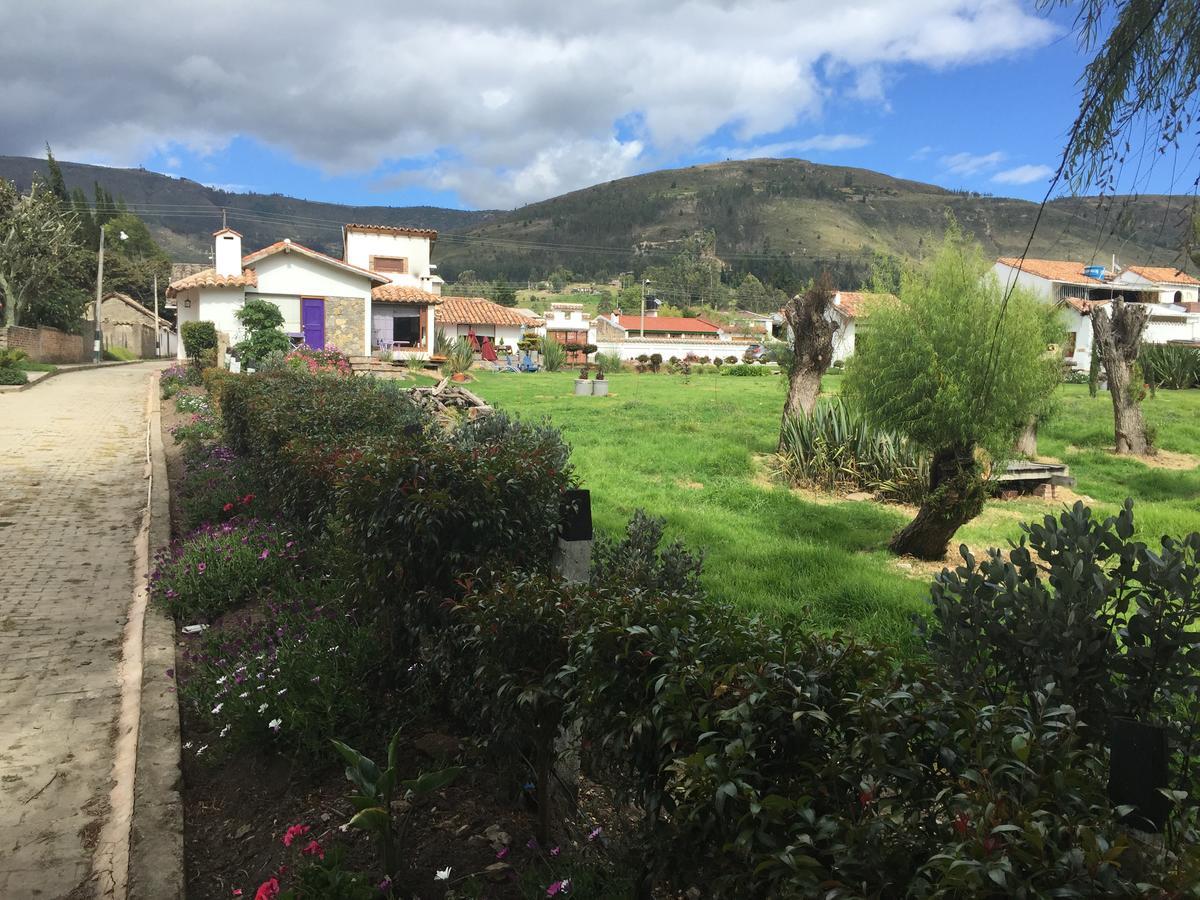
[[0, 359, 158, 394], [127, 371, 185, 899]]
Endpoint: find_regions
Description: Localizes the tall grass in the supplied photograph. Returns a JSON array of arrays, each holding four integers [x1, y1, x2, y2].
[[594, 351, 625, 372], [1140, 343, 1200, 389], [778, 398, 928, 504]]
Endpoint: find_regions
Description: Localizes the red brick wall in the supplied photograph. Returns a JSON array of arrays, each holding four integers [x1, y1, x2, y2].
[[0, 325, 91, 363]]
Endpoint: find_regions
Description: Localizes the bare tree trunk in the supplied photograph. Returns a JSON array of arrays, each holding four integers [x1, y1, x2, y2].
[[778, 272, 836, 449], [890, 444, 985, 560], [1014, 416, 1038, 457], [1091, 301, 1152, 455]]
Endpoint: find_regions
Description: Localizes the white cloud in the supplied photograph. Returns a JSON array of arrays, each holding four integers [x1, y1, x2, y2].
[[718, 134, 871, 160], [940, 150, 1006, 176], [992, 163, 1054, 184], [910, 145, 936, 160], [0, 1, 1059, 206]]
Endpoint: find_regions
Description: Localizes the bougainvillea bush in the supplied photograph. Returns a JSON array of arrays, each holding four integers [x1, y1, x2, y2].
[[177, 596, 381, 760], [150, 519, 304, 621]]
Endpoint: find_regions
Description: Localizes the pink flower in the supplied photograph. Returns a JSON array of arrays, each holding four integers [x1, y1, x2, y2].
[[259, 549, 270, 560], [550, 846, 560, 857], [587, 826, 602, 841], [547, 880, 570, 896], [300, 839, 324, 860], [281, 824, 310, 847], [233, 891, 243, 897], [254, 878, 279, 900], [495, 846, 509, 860]]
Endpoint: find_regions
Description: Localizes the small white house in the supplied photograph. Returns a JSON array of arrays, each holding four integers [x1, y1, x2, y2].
[[168, 224, 448, 360], [992, 258, 1200, 369], [435, 296, 541, 351], [824, 291, 893, 362]]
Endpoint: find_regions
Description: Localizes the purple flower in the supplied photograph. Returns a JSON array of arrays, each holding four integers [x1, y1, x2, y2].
[[259, 549, 270, 560], [197, 562, 207, 574], [588, 826, 603, 841]]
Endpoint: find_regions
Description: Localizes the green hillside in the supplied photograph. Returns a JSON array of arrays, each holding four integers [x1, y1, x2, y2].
[[435, 158, 1193, 287], [0, 155, 496, 261], [3, 155, 1191, 292]]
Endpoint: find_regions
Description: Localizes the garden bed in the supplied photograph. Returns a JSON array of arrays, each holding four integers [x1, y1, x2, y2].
[[159, 374, 628, 899]]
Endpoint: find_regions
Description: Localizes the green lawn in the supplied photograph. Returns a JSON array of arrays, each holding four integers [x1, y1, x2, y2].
[[469, 370, 1200, 648]]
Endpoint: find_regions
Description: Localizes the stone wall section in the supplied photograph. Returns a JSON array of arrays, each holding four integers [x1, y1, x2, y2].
[[324, 296, 366, 355]]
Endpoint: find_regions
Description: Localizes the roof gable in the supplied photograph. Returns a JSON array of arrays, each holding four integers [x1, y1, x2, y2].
[[243, 240, 389, 285]]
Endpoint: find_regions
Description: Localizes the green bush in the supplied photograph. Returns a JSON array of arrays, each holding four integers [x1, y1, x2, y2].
[[439, 337, 474, 376], [1139, 342, 1200, 389], [720, 363, 773, 376], [176, 444, 259, 531], [181, 320, 218, 364], [778, 397, 929, 503], [592, 509, 704, 596], [594, 351, 624, 372], [160, 363, 201, 398], [235, 298, 292, 366], [150, 518, 305, 621], [0, 367, 28, 385]]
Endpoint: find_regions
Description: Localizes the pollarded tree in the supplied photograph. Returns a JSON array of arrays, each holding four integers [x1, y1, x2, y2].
[[1090, 300, 1152, 455], [777, 271, 836, 448], [844, 227, 1060, 560]]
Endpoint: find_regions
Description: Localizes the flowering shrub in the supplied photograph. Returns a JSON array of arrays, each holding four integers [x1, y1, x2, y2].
[[170, 409, 220, 451], [150, 519, 304, 621], [178, 596, 380, 759], [161, 363, 201, 398], [284, 345, 353, 377], [173, 389, 211, 415], [177, 444, 259, 531]]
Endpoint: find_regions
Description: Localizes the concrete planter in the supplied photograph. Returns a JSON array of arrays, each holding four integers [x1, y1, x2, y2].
[[574, 378, 592, 396], [592, 379, 609, 396]]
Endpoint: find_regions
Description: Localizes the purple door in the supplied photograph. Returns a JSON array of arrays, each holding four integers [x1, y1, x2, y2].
[[301, 298, 325, 349]]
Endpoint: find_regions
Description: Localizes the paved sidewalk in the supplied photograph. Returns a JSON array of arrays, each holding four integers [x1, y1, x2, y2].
[[0, 364, 158, 899]]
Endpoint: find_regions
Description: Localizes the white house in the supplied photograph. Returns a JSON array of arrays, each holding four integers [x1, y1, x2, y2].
[[992, 257, 1200, 369], [168, 224, 448, 360], [542, 302, 596, 363], [592, 311, 751, 360], [435, 296, 541, 351], [824, 291, 893, 362]]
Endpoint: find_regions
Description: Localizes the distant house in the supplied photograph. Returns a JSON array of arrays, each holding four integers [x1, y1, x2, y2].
[[543, 302, 594, 363], [825, 291, 894, 362], [435, 296, 541, 351], [99, 292, 177, 358], [591, 310, 744, 360], [992, 258, 1200, 369], [167, 224, 446, 359]]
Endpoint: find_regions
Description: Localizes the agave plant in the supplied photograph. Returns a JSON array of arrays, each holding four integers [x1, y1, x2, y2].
[[779, 397, 929, 504], [440, 337, 475, 377], [1138, 343, 1200, 390], [541, 339, 567, 372]]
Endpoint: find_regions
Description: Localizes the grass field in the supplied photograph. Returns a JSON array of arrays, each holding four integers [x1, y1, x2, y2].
[[469, 370, 1200, 648]]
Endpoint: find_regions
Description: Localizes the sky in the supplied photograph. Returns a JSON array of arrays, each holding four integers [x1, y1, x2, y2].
[[0, 1, 1190, 211]]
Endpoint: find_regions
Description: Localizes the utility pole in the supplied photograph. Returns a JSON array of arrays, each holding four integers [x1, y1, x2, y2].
[[153, 272, 160, 358], [640, 278, 650, 338], [93, 227, 105, 363]]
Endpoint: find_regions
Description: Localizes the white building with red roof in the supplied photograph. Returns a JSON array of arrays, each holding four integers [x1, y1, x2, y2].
[[992, 257, 1200, 369], [168, 224, 450, 359]]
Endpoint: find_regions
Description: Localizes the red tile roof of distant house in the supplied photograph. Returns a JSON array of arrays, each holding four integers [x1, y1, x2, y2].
[[830, 291, 895, 319], [371, 285, 444, 305], [165, 268, 258, 297], [437, 296, 542, 327], [1061, 297, 1111, 314], [1123, 265, 1200, 286], [996, 257, 1107, 285], [615, 315, 721, 334], [242, 240, 389, 284]]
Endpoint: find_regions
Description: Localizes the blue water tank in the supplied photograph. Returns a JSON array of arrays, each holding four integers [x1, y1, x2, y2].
[[1083, 265, 1105, 279]]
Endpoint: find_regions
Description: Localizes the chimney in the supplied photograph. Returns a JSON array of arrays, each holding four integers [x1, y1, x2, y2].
[[213, 227, 243, 277]]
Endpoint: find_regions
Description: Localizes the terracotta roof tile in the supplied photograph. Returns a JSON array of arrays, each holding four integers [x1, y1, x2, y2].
[[372, 285, 445, 305], [614, 315, 721, 334], [831, 291, 894, 319], [344, 223, 438, 240], [996, 257, 1106, 285], [1124, 265, 1200, 286], [165, 268, 257, 298], [437, 296, 541, 327], [1062, 297, 1111, 314]]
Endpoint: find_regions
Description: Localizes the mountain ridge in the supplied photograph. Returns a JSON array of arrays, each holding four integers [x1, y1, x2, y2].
[[2, 155, 1192, 288]]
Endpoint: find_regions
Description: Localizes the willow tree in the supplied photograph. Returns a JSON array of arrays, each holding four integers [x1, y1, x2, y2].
[[844, 228, 1061, 560]]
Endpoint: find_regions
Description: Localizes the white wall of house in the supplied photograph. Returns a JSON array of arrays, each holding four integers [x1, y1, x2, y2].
[[595, 337, 749, 361], [830, 315, 855, 362], [447, 323, 525, 349], [343, 231, 434, 286], [172, 286, 246, 359], [991, 262, 1059, 301], [250, 252, 374, 355]]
